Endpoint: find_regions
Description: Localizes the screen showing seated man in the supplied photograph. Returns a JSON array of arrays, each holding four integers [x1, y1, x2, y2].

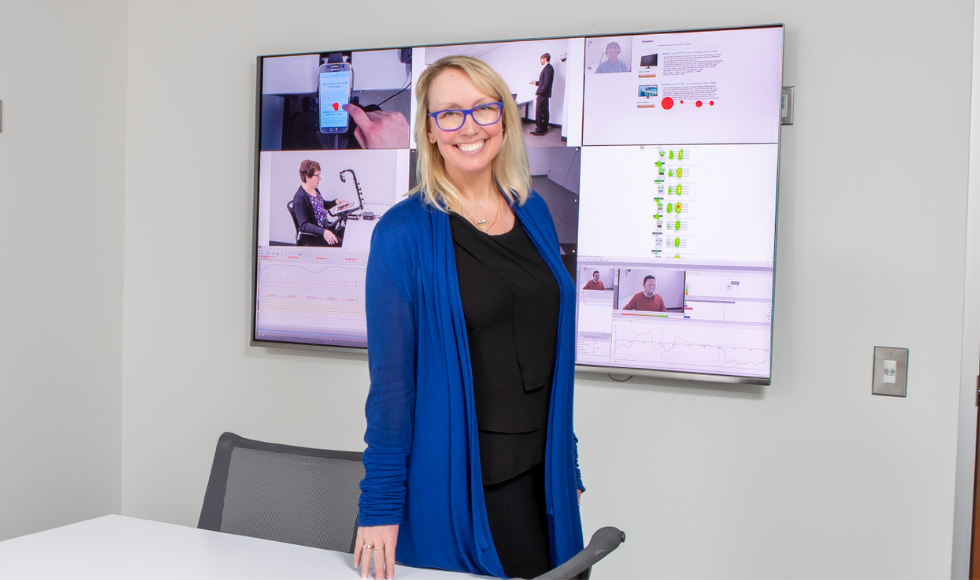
[[623, 275, 664, 311], [587, 37, 632, 74], [581, 267, 613, 290], [618, 268, 685, 313]]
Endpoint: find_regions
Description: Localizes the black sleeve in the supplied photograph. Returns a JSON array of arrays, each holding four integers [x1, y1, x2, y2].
[[292, 190, 325, 237]]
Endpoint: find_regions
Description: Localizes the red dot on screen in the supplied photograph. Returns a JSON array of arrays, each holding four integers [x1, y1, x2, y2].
[[661, 97, 674, 110], [679, 100, 683, 104], [696, 101, 702, 107], [709, 101, 715, 106]]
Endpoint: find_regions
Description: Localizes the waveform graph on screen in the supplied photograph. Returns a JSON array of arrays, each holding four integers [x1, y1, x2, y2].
[[255, 253, 369, 346], [610, 316, 770, 376]]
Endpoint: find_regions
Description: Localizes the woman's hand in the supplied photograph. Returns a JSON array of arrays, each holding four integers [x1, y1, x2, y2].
[[578, 489, 583, 505], [323, 230, 339, 245], [354, 524, 399, 580]]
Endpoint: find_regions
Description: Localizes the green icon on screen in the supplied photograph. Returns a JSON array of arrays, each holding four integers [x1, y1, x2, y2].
[[667, 205, 673, 213], [678, 149, 684, 160], [674, 238, 680, 248], [677, 185, 682, 195], [653, 214, 661, 219], [655, 161, 663, 169], [669, 151, 675, 159], [677, 168, 683, 178], [668, 186, 674, 195], [675, 220, 681, 230]]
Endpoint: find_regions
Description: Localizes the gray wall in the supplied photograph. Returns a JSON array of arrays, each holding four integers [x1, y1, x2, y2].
[[0, 0, 126, 541], [1, 0, 977, 578], [119, 2, 977, 578]]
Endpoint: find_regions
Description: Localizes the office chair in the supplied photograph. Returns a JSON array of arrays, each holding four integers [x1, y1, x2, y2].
[[520, 526, 626, 580], [198, 432, 365, 553], [286, 200, 320, 245]]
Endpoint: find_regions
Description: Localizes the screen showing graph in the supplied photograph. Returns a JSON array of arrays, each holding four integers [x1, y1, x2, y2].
[[253, 25, 783, 382]]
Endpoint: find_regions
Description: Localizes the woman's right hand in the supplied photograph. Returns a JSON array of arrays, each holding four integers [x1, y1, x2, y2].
[[323, 230, 339, 245], [354, 524, 399, 580]]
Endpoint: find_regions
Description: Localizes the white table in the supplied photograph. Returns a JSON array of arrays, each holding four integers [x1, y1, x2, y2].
[[0, 515, 484, 579]]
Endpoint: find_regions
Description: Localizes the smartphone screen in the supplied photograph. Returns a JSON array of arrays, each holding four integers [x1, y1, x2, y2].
[[319, 68, 351, 132]]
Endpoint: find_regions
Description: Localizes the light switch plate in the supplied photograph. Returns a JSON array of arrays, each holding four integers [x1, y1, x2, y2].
[[872, 346, 908, 397], [781, 86, 794, 125]]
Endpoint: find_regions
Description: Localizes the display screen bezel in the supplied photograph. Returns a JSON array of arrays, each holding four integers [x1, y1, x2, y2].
[[250, 23, 784, 386]]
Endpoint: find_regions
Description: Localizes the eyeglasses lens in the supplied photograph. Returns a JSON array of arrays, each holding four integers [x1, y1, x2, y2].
[[436, 111, 463, 131], [473, 104, 500, 125], [436, 104, 501, 131]]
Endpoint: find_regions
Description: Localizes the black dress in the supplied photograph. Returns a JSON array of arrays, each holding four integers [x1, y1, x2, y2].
[[450, 212, 560, 579]]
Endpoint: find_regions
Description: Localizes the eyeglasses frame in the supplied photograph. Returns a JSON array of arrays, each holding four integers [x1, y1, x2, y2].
[[427, 102, 504, 132]]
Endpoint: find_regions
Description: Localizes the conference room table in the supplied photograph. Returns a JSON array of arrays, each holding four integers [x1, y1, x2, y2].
[[0, 515, 487, 579]]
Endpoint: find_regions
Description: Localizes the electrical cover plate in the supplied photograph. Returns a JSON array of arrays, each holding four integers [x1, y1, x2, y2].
[[872, 346, 908, 397]]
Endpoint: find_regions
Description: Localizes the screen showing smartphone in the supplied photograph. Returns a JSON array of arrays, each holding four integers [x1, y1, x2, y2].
[[319, 65, 352, 133]]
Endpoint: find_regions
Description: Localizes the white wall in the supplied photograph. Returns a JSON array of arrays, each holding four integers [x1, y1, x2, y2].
[[951, 3, 980, 576], [0, 0, 127, 541], [117, 1, 977, 578]]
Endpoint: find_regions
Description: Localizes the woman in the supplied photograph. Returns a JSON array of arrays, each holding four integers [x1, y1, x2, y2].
[[291, 159, 348, 246], [355, 56, 585, 580]]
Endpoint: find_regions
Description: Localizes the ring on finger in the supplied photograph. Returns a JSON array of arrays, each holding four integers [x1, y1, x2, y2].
[[362, 544, 373, 550], [373, 547, 383, 551]]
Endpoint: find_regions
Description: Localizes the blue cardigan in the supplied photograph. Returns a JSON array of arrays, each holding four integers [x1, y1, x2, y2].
[[359, 192, 585, 577]]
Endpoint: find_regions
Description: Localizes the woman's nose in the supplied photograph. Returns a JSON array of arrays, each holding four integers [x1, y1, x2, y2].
[[459, 112, 480, 134]]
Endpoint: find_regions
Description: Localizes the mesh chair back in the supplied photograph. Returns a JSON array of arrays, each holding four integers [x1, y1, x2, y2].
[[198, 432, 364, 553]]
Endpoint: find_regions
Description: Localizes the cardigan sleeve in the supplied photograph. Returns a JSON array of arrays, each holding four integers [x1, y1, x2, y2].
[[528, 193, 586, 494], [358, 229, 417, 527]]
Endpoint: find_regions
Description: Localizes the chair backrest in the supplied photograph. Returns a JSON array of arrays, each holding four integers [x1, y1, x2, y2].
[[286, 200, 302, 243], [198, 432, 364, 553], [523, 526, 626, 580]]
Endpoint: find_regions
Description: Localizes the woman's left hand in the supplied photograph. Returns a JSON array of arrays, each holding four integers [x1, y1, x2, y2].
[[354, 524, 399, 580], [578, 489, 583, 505]]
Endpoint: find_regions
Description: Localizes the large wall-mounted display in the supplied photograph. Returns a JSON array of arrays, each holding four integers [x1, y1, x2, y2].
[[252, 25, 783, 385]]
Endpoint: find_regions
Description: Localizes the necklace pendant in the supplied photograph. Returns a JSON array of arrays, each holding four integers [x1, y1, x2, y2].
[[477, 219, 487, 225]]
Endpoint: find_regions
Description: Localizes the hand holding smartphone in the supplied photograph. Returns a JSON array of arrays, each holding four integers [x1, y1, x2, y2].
[[318, 62, 353, 134]]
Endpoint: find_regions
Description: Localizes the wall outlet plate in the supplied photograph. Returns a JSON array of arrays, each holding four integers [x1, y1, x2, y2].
[[872, 346, 908, 397]]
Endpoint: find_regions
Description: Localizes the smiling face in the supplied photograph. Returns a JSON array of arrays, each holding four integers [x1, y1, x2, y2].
[[426, 68, 504, 186]]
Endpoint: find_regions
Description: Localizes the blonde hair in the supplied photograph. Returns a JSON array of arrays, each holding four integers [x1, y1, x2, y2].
[[410, 55, 532, 213]]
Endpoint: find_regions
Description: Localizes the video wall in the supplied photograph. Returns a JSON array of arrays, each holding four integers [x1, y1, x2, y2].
[[253, 25, 783, 383]]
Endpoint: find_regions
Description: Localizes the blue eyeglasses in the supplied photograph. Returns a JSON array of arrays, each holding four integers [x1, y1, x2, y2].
[[428, 102, 503, 131]]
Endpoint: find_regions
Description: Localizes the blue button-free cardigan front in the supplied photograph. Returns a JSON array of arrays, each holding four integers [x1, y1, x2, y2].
[[358, 191, 585, 577]]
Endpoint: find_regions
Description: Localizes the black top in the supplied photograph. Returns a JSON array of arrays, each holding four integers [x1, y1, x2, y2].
[[450, 213, 560, 485]]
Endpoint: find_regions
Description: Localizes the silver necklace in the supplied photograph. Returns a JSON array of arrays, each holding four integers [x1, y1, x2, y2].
[[461, 195, 501, 232]]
